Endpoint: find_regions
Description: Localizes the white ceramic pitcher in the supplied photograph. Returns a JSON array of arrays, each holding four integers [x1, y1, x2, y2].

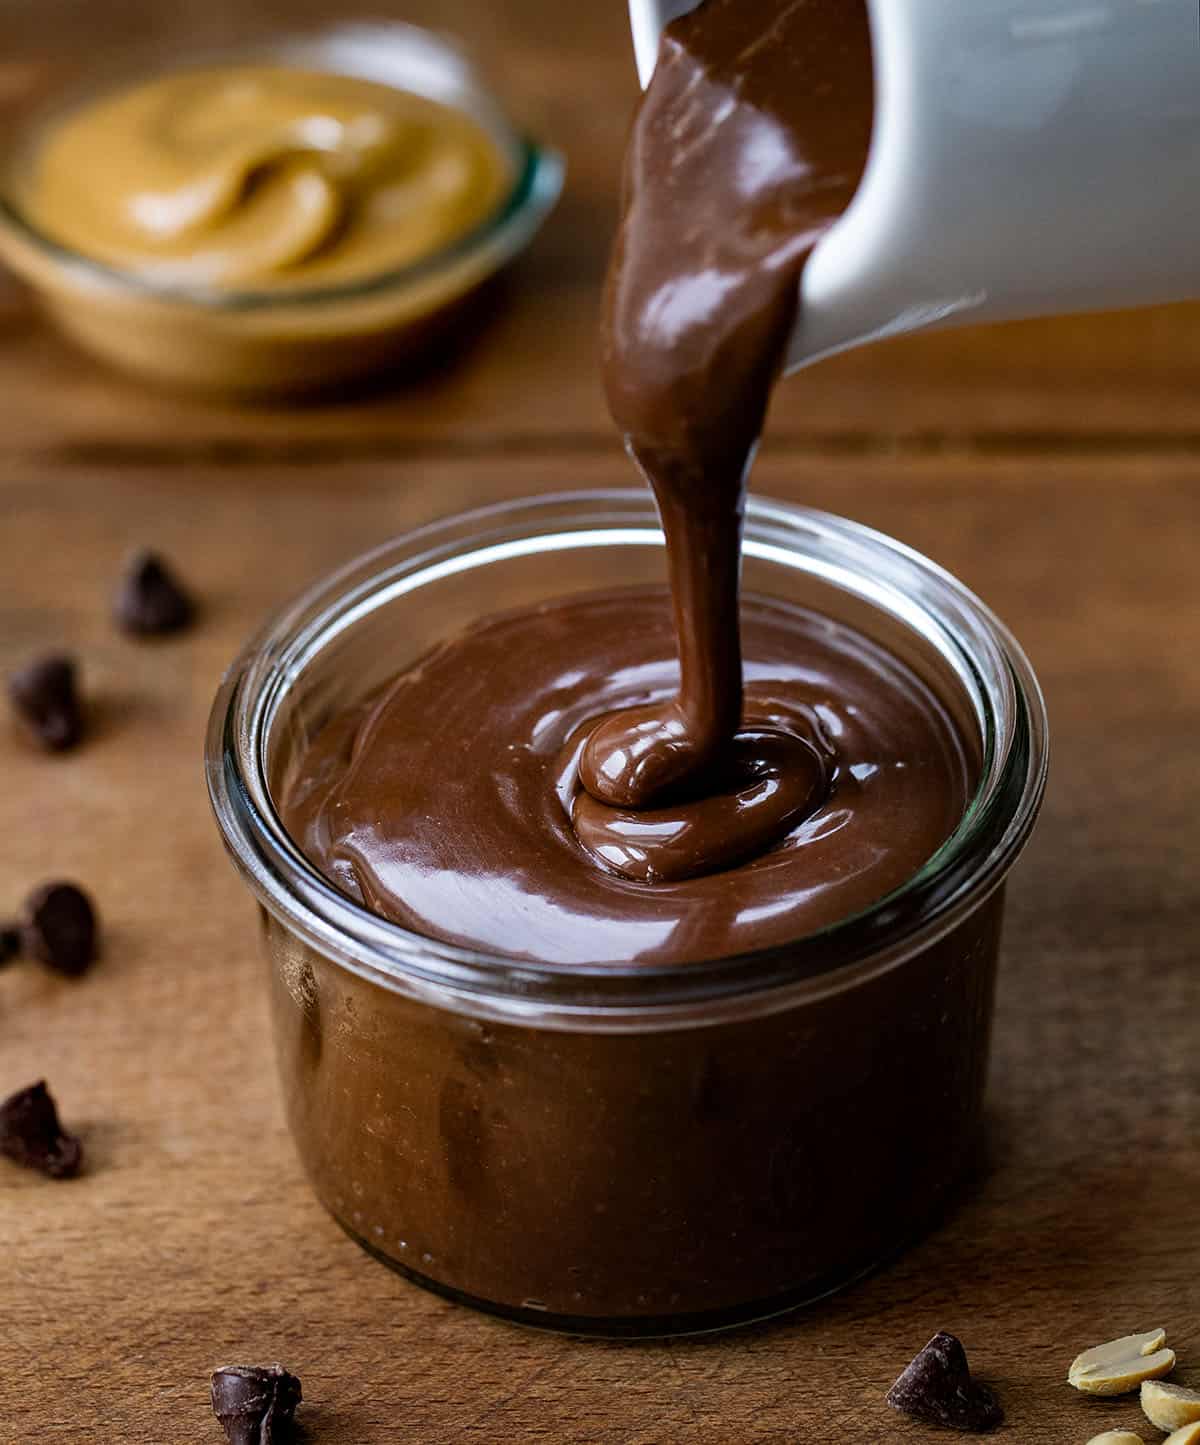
[[629, 0, 1200, 369]]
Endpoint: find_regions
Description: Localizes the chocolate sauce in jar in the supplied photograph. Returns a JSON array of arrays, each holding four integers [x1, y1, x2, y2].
[[280, 588, 974, 965]]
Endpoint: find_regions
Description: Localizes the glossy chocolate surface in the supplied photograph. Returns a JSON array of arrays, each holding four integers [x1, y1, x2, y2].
[[280, 589, 975, 965]]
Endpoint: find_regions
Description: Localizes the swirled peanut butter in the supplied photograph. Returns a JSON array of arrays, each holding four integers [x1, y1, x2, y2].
[[21, 66, 513, 290]]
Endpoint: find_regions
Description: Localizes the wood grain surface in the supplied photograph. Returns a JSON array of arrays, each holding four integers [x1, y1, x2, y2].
[[1, 3, 1198, 1443]]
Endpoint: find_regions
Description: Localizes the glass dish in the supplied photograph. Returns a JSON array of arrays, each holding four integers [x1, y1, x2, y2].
[[205, 490, 1048, 1335], [0, 24, 564, 396]]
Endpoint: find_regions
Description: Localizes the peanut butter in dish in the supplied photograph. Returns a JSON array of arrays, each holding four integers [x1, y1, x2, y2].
[[21, 66, 513, 292], [0, 28, 562, 395]]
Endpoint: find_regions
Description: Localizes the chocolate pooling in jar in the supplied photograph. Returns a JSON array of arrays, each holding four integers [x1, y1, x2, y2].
[[577, 0, 875, 880], [280, 590, 975, 965]]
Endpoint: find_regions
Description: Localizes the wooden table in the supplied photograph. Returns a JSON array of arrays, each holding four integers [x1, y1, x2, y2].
[[2, 3, 1198, 1441]]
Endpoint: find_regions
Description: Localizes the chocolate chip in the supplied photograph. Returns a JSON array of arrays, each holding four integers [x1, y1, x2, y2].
[[8, 653, 83, 751], [0, 924, 20, 965], [886, 1331, 1004, 1433], [115, 550, 194, 636], [22, 881, 97, 976], [0, 1080, 83, 1178], [211, 1365, 302, 1445]]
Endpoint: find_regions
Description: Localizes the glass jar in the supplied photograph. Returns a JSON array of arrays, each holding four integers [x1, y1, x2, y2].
[[205, 490, 1047, 1335]]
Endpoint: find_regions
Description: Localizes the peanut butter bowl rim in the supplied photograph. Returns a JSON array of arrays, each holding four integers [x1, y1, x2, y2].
[[205, 490, 1048, 1031], [0, 22, 564, 313]]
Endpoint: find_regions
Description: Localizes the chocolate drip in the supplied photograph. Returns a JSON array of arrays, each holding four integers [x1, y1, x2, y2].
[[577, 0, 874, 879]]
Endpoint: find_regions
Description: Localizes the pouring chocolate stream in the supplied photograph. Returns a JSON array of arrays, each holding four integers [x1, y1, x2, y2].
[[576, 0, 875, 879]]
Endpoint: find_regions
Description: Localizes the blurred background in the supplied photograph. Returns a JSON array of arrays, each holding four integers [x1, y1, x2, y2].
[[1, 0, 1197, 462]]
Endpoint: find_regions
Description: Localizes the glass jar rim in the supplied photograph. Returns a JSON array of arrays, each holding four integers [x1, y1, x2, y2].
[[205, 490, 1048, 1028]]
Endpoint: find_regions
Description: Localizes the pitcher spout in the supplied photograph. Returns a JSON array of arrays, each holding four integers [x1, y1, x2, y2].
[[627, 0, 1200, 371]]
